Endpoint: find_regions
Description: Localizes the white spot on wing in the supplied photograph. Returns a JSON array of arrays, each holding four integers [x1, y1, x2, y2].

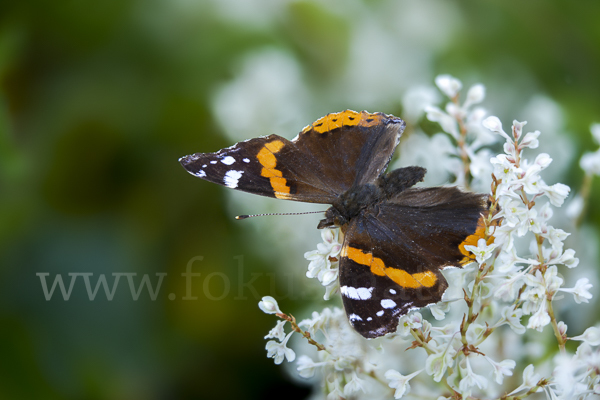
[[194, 170, 206, 178], [341, 286, 374, 300], [389, 289, 396, 294], [221, 156, 235, 165], [381, 299, 397, 309], [376, 310, 384, 317], [356, 287, 374, 300], [367, 317, 372, 321], [224, 170, 244, 188], [202, 164, 207, 168], [243, 158, 250, 163], [341, 286, 359, 300], [349, 313, 362, 322], [210, 161, 217, 164]]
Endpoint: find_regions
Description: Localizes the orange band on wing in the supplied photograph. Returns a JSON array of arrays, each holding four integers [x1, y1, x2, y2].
[[256, 140, 291, 199], [302, 110, 385, 134], [344, 246, 437, 289]]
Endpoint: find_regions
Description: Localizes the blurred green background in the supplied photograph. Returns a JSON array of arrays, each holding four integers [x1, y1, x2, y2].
[[1, 1, 599, 399]]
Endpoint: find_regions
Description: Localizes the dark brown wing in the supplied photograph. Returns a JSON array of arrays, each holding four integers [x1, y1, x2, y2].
[[179, 110, 405, 203], [339, 186, 488, 338]]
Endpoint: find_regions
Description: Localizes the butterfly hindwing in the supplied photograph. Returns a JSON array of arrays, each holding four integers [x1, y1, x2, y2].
[[179, 110, 405, 203], [339, 186, 488, 338], [339, 245, 447, 339]]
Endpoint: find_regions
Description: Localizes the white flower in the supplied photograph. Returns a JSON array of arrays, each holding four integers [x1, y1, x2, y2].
[[543, 182, 570, 206], [509, 364, 541, 395], [559, 278, 593, 304], [484, 356, 516, 384], [305, 229, 342, 280], [425, 106, 459, 139], [459, 356, 488, 392], [466, 323, 486, 344], [547, 248, 579, 268], [543, 265, 564, 294], [557, 321, 568, 337], [326, 378, 344, 400], [495, 247, 539, 273], [490, 154, 517, 181], [571, 326, 600, 346], [430, 301, 451, 320], [401, 85, 441, 123], [320, 268, 338, 286], [565, 194, 584, 219], [343, 371, 368, 396], [297, 355, 319, 378], [581, 124, 600, 175], [494, 271, 526, 302], [264, 320, 287, 341], [259, 296, 281, 314], [519, 171, 543, 196], [463, 84, 486, 109], [397, 312, 423, 336], [512, 120, 526, 141], [527, 300, 551, 332], [521, 364, 541, 387], [580, 150, 600, 175], [572, 278, 593, 304], [499, 306, 526, 334], [435, 74, 462, 98], [521, 270, 546, 311], [323, 281, 339, 301], [541, 227, 569, 253], [533, 152, 552, 170], [520, 130, 540, 149], [463, 238, 498, 264], [425, 339, 457, 382], [266, 331, 296, 364], [299, 307, 334, 337], [385, 369, 422, 399], [483, 116, 511, 142]]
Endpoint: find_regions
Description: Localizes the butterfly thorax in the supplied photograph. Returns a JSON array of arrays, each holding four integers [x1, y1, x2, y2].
[[317, 166, 427, 230], [318, 183, 383, 229]]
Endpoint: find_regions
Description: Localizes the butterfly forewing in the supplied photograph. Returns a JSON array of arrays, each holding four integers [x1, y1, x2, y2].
[[179, 135, 338, 203], [180, 110, 405, 203]]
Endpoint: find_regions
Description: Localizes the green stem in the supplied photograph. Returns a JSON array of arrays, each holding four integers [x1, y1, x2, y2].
[[547, 296, 566, 353]]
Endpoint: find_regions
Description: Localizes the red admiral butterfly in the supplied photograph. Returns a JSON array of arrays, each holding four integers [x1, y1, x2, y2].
[[180, 110, 488, 338]]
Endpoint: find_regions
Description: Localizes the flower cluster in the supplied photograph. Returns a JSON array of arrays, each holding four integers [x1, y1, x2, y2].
[[423, 75, 497, 191], [257, 76, 599, 400], [304, 229, 343, 300]]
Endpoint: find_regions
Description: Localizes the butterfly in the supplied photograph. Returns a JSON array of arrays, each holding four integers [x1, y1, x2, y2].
[[179, 110, 488, 339]]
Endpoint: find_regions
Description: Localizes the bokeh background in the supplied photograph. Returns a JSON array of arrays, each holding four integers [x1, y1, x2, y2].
[[1, 1, 599, 399]]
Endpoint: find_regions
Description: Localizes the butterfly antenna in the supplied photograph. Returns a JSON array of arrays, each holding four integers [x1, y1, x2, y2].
[[235, 210, 326, 220]]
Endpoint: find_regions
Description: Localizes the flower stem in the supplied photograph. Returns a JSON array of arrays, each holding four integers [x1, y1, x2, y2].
[[278, 313, 327, 352], [546, 297, 566, 353], [453, 97, 472, 189]]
